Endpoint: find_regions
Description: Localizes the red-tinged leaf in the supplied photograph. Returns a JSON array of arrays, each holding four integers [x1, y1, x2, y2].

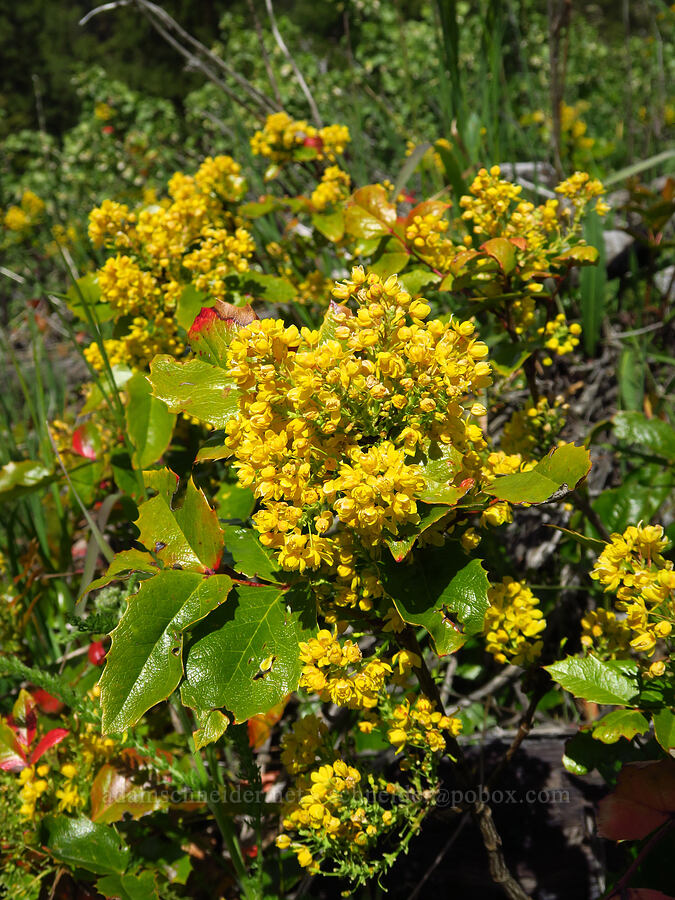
[[510, 236, 528, 251], [597, 759, 675, 841], [0, 719, 26, 770], [32, 689, 64, 715], [247, 696, 290, 749], [481, 238, 517, 275], [29, 727, 69, 765], [450, 249, 479, 273], [90, 764, 166, 824], [404, 199, 449, 227], [72, 425, 99, 460], [188, 303, 256, 368], [344, 185, 396, 238], [11, 689, 37, 749]]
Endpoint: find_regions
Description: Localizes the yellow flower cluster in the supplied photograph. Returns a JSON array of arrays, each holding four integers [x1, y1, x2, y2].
[[277, 759, 364, 870], [484, 577, 546, 665], [85, 155, 252, 369], [405, 207, 455, 269], [280, 714, 328, 776], [501, 395, 569, 458], [386, 696, 461, 755], [299, 629, 392, 709], [250, 111, 350, 163], [581, 608, 632, 658], [18, 764, 50, 819], [590, 524, 674, 667], [311, 165, 351, 211], [538, 314, 582, 361], [3, 190, 45, 232], [555, 171, 610, 217], [224, 267, 491, 605]]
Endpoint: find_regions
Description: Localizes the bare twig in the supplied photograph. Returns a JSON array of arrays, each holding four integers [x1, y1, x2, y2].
[[245, 0, 283, 106], [263, 0, 322, 127]]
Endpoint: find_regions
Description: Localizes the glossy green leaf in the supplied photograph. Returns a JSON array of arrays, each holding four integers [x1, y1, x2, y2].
[[398, 269, 439, 295], [545, 656, 639, 705], [486, 443, 591, 504], [215, 476, 255, 521], [344, 185, 396, 238], [175, 285, 210, 331], [416, 442, 472, 505], [653, 709, 675, 752], [85, 548, 160, 594], [223, 525, 283, 583], [593, 483, 672, 535], [385, 503, 449, 562], [136, 475, 223, 572], [591, 709, 649, 744], [481, 238, 516, 274], [44, 815, 130, 875], [100, 572, 232, 732], [181, 583, 315, 723], [125, 373, 176, 469], [237, 271, 297, 302], [0, 459, 54, 502], [613, 411, 675, 462], [382, 549, 489, 655], [148, 356, 240, 428], [312, 209, 344, 242], [369, 251, 410, 278], [91, 764, 166, 824], [96, 872, 159, 900], [193, 708, 229, 750]]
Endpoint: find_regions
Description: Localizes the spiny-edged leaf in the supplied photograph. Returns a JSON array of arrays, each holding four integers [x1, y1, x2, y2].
[[398, 269, 439, 295], [215, 477, 255, 521], [181, 583, 316, 723], [381, 548, 489, 655], [44, 815, 130, 875], [344, 185, 396, 238], [96, 872, 159, 900], [0, 459, 54, 502], [85, 548, 160, 594], [100, 572, 232, 733], [188, 309, 234, 367], [481, 238, 516, 275], [91, 764, 166, 824], [613, 411, 675, 462], [385, 504, 449, 562], [125, 372, 176, 469], [136, 475, 223, 572], [312, 209, 344, 242], [545, 656, 639, 705], [223, 525, 284, 583], [597, 759, 675, 841], [369, 251, 410, 278], [416, 442, 473, 505], [148, 356, 240, 428], [193, 708, 230, 750], [486, 443, 591, 504], [175, 285, 211, 331], [549, 525, 606, 550], [591, 709, 649, 744], [195, 432, 231, 463], [653, 709, 675, 753], [237, 271, 297, 302]]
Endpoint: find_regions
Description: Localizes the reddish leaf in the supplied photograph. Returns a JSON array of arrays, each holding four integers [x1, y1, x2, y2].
[[90, 763, 166, 824], [11, 689, 37, 749], [247, 696, 289, 749], [0, 719, 26, 771], [597, 759, 675, 841], [72, 425, 98, 460], [32, 688, 64, 715], [28, 727, 69, 765], [481, 238, 517, 275]]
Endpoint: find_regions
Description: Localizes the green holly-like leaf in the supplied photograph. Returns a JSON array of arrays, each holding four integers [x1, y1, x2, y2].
[[613, 411, 675, 462], [0, 459, 54, 502], [486, 443, 591, 504], [312, 209, 344, 242], [237, 271, 297, 302], [96, 872, 159, 900], [545, 656, 639, 706], [100, 572, 232, 732], [195, 432, 230, 462], [85, 548, 160, 594], [381, 547, 490, 655], [148, 356, 240, 428], [398, 269, 439, 295], [193, 708, 230, 750], [416, 443, 473, 506], [136, 473, 223, 572], [653, 709, 675, 752], [90, 764, 166, 824], [125, 372, 176, 469], [384, 504, 449, 562], [223, 525, 284, 583], [44, 815, 130, 875], [369, 251, 410, 279], [591, 709, 649, 744], [344, 185, 396, 238], [181, 583, 316, 723]]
